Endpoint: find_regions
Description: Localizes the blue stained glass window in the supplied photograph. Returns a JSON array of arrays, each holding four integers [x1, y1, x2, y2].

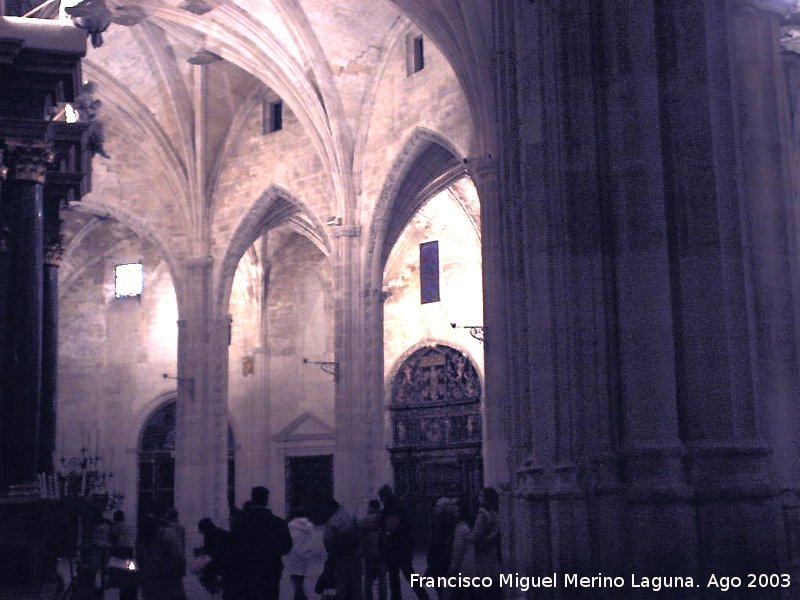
[[420, 240, 440, 304]]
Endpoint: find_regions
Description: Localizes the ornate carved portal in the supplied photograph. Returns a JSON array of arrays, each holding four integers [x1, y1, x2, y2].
[[137, 401, 235, 528], [388, 345, 483, 546]]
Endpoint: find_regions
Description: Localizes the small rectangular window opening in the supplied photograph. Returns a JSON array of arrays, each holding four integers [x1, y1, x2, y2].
[[413, 35, 424, 73], [262, 99, 284, 134], [115, 263, 144, 298], [420, 241, 440, 304], [271, 100, 283, 132]]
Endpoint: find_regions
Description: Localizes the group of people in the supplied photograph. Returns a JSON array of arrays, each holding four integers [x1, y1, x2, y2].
[[424, 488, 502, 600], [85, 483, 500, 600], [137, 509, 188, 600], [363, 486, 502, 600], [195, 484, 502, 600], [196, 486, 292, 600]]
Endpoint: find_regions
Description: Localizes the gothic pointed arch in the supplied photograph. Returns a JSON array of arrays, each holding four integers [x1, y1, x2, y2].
[[65, 201, 184, 307], [214, 184, 331, 316], [366, 127, 466, 289]]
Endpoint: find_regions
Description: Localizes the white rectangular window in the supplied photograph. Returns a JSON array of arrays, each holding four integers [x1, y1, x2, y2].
[[115, 263, 144, 298]]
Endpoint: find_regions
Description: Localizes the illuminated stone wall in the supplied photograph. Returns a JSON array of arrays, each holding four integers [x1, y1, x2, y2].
[[57, 214, 178, 523]]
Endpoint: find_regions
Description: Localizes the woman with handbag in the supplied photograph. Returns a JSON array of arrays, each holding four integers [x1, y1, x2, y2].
[[108, 510, 137, 600]]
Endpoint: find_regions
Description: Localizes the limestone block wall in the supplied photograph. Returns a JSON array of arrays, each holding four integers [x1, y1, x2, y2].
[[383, 184, 483, 376], [57, 220, 178, 524], [210, 99, 333, 267], [357, 26, 475, 233]]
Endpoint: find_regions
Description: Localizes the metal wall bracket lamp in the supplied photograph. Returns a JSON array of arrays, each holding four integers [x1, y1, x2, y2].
[[302, 358, 339, 382], [450, 322, 485, 344], [162, 372, 195, 396]]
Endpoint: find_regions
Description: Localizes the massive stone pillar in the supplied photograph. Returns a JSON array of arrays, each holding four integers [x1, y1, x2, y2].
[[470, 157, 506, 486], [0, 177, 8, 480], [39, 197, 62, 475], [702, 0, 800, 585], [333, 225, 371, 511], [175, 256, 229, 544], [0, 141, 51, 490], [492, 0, 800, 594], [598, 1, 699, 587]]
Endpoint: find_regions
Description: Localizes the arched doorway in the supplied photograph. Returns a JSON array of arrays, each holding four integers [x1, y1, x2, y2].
[[388, 344, 483, 545], [138, 401, 236, 527]]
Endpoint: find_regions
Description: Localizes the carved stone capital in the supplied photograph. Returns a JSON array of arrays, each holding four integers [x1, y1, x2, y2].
[[467, 155, 498, 180], [44, 234, 65, 267], [333, 225, 361, 238], [3, 140, 55, 184]]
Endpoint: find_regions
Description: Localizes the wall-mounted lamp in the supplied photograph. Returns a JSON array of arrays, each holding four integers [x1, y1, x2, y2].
[[326, 216, 342, 226], [162, 373, 195, 395], [450, 322, 485, 344], [302, 357, 339, 382]]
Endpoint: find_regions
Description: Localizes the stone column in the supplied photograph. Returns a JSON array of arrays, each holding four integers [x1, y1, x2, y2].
[[332, 225, 370, 511], [0, 154, 9, 477], [597, 0, 697, 586], [469, 157, 507, 485], [39, 198, 63, 475], [686, 0, 800, 584], [175, 256, 229, 545], [0, 140, 52, 490], [0, 221, 8, 482], [244, 347, 270, 494]]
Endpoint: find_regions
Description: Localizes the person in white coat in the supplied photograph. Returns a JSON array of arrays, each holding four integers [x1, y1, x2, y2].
[[285, 509, 316, 600]]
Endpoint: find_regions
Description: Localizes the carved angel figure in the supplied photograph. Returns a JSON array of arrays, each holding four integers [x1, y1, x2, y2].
[[63, 0, 112, 48]]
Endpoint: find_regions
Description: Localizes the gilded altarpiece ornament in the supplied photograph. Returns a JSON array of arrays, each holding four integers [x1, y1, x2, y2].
[[44, 231, 65, 267], [388, 345, 483, 544], [2, 140, 55, 184]]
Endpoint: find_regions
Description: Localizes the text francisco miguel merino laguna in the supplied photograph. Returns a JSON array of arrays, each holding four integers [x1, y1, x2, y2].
[[411, 573, 703, 593]]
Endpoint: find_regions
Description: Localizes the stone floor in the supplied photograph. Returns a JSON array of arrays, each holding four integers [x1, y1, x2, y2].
[[62, 527, 430, 600]]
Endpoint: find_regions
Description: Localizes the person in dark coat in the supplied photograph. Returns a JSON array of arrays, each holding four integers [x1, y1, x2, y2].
[[323, 498, 362, 600], [138, 514, 187, 600], [231, 486, 293, 600], [361, 499, 387, 600], [426, 498, 457, 600], [378, 485, 429, 600], [198, 517, 235, 599], [109, 510, 137, 600], [469, 488, 502, 600]]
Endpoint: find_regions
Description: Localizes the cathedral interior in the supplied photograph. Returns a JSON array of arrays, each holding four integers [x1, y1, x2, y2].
[[3, 0, 800, 598]]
